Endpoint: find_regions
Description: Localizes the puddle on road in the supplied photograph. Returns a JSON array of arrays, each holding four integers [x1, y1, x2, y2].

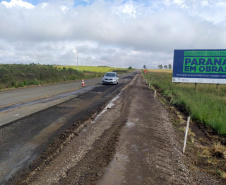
[[126, 121, 135, 128], [105, 95, 120, 109], [97, 118, 140, 184], [126, 118, 139, 128], [91, 94, 120, 123], [97, 153, 129, 185]]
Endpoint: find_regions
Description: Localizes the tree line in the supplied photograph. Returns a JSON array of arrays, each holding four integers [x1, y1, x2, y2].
[[158, 64, 172, 69], [143, 64, 172, 69]]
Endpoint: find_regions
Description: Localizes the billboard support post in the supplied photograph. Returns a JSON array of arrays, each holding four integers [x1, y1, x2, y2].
[[216, 84, 220, 97], [216, 84, 219, 90], [195, 83, 197, 91]]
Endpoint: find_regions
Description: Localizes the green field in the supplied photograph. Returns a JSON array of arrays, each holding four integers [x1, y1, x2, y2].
[[55, 65, 128, 73], [143, 69, 226, 135]]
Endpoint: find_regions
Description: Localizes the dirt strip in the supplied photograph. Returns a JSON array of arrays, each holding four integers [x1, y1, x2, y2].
[[96, 73, 221, 185]]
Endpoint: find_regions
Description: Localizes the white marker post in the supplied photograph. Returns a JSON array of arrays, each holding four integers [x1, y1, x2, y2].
[[154, 90, 156, 99], [183, 116, 191, 153]]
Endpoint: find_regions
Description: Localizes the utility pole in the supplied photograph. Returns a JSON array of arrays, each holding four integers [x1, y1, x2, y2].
[[77, 51, 78, 71], [73, 49, 78, 71]]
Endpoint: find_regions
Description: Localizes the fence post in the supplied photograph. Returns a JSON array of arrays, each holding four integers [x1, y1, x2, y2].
[[183, 116, 191, 153], [216, 84, 219, 97]]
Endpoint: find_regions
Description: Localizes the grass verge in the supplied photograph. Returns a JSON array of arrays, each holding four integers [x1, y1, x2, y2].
[[142, 69, 226, 181], [142, 69, 226, 135]]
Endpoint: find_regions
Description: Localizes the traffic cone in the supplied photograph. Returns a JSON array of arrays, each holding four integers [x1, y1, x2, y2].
[[82, 79, 85, 86]]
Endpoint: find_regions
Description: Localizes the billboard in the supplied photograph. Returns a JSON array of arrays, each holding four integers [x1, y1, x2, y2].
[[172, 49, 226, 84]]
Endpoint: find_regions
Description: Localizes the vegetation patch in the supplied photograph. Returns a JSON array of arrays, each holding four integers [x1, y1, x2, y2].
[[142, 69, 226, 181], [0, 64, 133, 90], [143, 69, 226, 135], [0, 64, 84, 89]]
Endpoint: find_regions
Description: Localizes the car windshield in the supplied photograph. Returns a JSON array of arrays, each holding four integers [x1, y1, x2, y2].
[[105, 73, 116, 77]]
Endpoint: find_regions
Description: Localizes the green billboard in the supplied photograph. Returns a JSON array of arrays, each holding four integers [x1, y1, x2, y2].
[[173, 50, 226, 84]]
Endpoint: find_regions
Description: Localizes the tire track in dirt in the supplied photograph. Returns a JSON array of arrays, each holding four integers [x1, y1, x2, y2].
[[97, 73, 219, 185], [131, 74, 189, 184], [57, 77, 133, 185]]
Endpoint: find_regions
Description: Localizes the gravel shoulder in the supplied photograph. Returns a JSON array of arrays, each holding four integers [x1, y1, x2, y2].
[[17, 72, 224, 185]]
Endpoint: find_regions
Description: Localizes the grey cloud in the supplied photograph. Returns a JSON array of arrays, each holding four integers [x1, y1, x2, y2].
[[0, 0, 226, 69]]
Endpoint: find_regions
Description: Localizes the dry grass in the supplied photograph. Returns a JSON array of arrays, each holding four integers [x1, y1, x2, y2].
[[216, 169, 226, 179], [194, 142, 226, 160], [195, 144, 212, 158], [223, 171, 226, 179], [148, 69, 173, 73], [212, 142, 226, 159]]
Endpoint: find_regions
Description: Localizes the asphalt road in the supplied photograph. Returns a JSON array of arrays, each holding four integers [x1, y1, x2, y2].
[[0, 72, 137, 184], [0, 78, 100, 126], [0, 73, 133, 127]]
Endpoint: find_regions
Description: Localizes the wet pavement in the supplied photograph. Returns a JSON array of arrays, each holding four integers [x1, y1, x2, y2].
[[0, 73, 135, 185]]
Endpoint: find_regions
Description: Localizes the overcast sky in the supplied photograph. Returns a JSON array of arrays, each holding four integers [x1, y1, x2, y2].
[[0, 0, 226, 69]]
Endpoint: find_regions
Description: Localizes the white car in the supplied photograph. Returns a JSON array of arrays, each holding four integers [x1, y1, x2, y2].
[[102, 72, 119, 85]]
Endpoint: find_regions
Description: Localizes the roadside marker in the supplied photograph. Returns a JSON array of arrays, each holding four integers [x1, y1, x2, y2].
[[154, 90, 156, 98], [183, 116, 191, 153], [82, 79, 85, 86]]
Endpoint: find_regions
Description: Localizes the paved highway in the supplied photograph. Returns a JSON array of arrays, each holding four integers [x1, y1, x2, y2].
[[0, 78, 102, 126]]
